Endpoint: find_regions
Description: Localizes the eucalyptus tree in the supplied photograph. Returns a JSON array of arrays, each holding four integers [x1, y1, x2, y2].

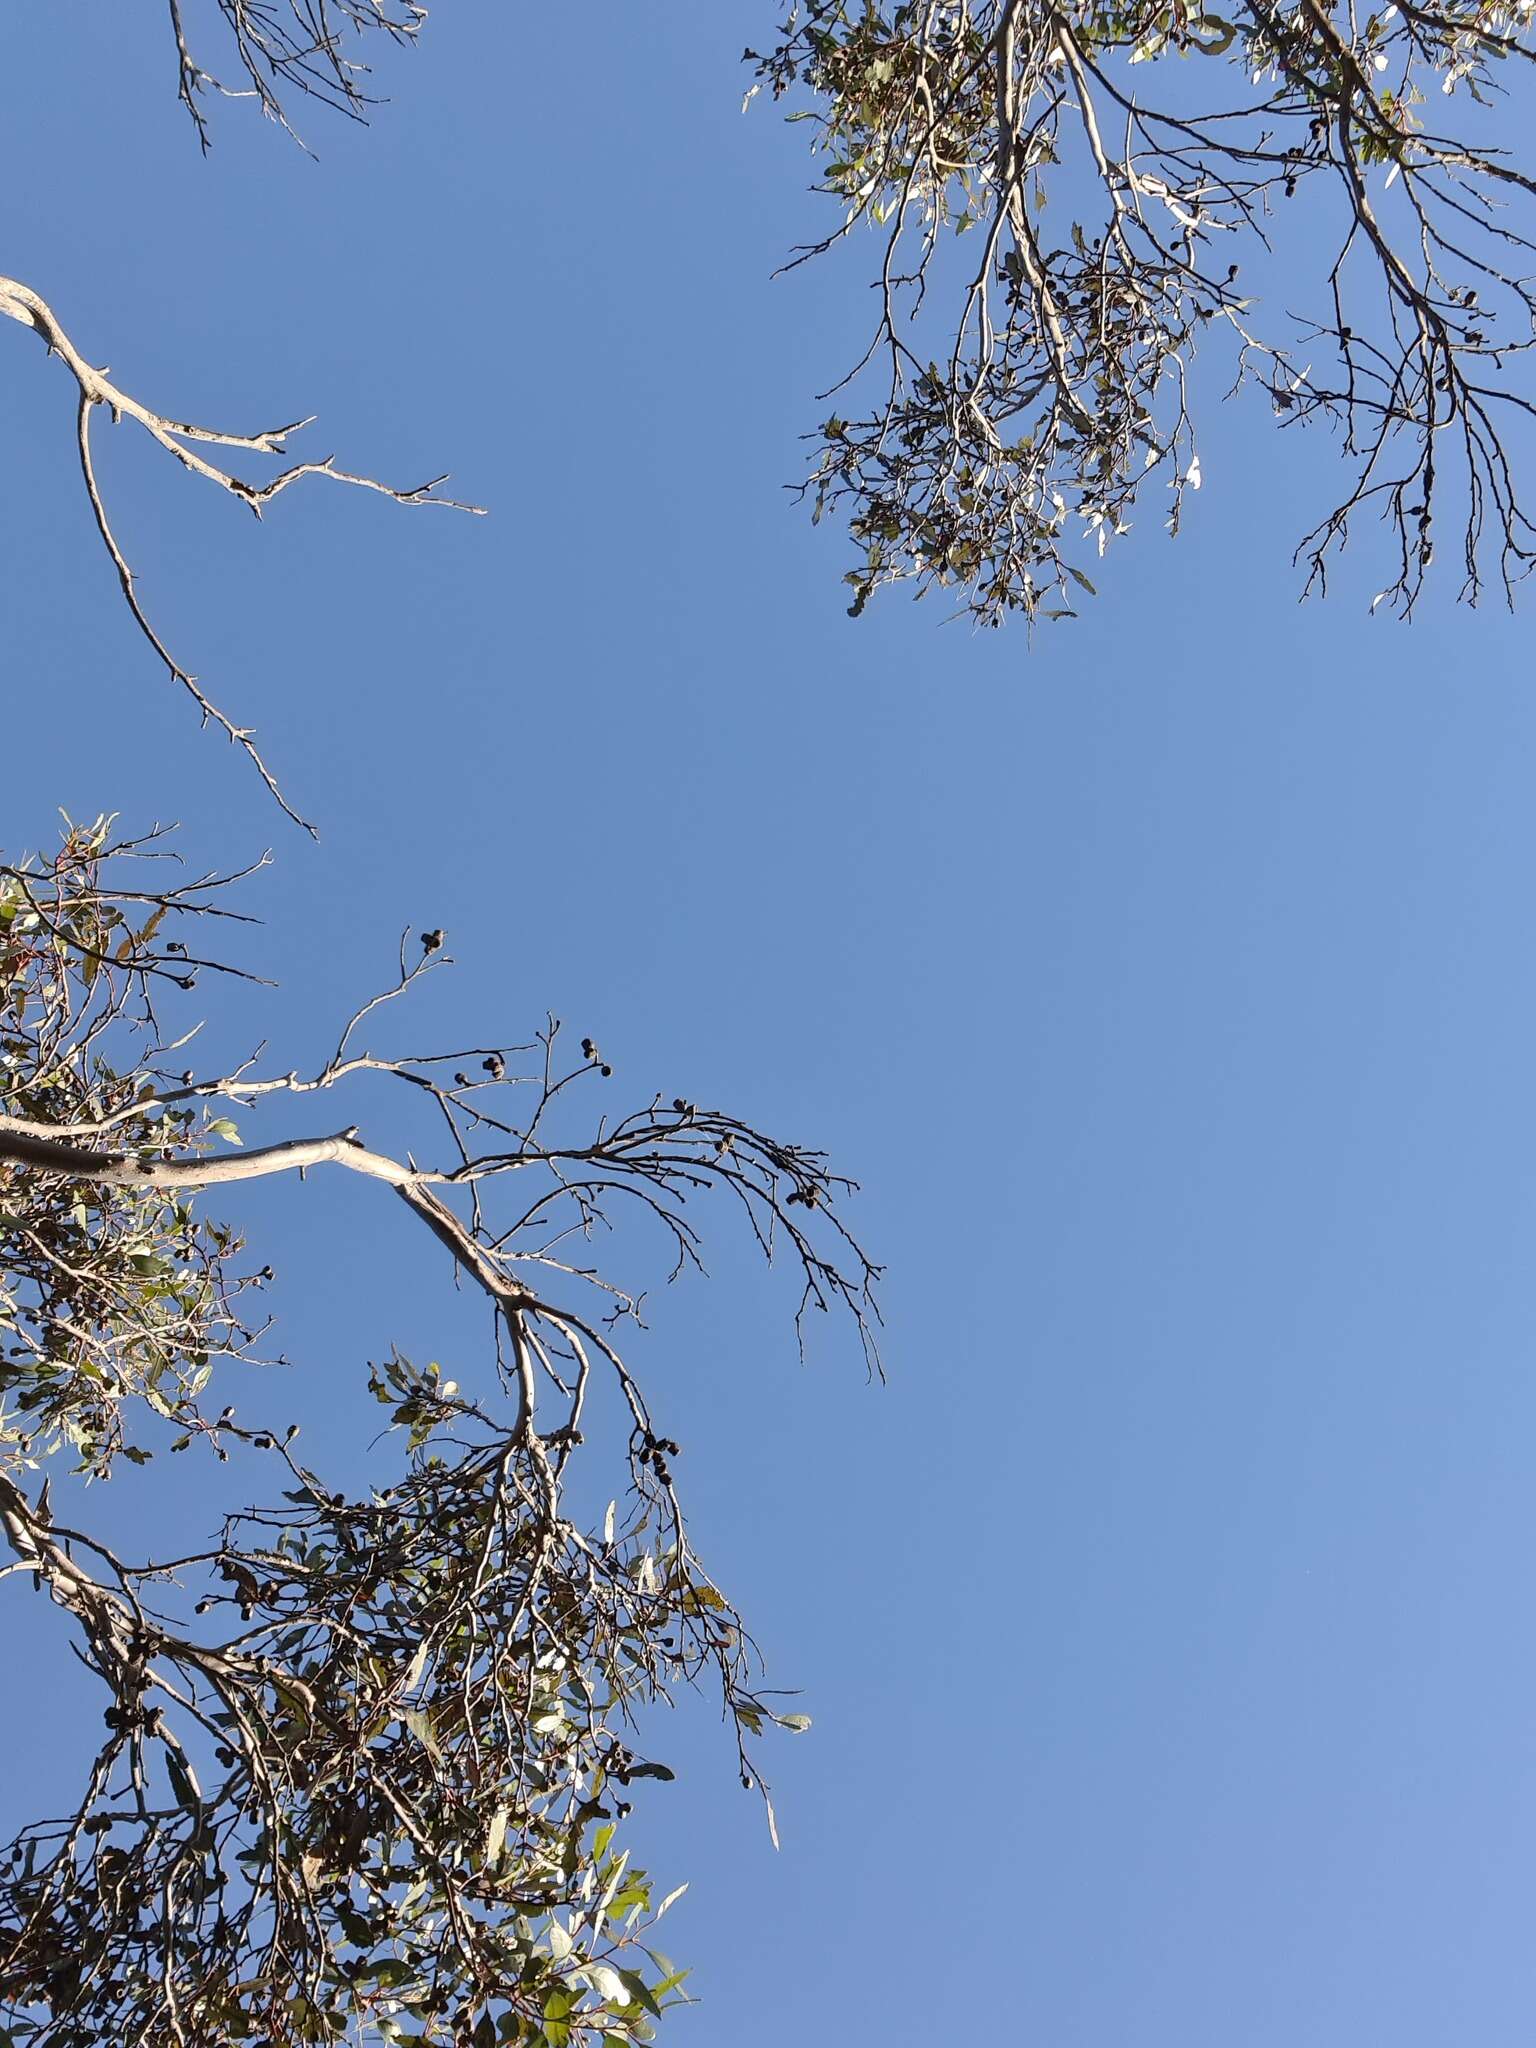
[[0, 827, 876, 2047], [12, 2, 1528, 829], [0, 10, 881, 2046], [752, 0, 1536, 623]]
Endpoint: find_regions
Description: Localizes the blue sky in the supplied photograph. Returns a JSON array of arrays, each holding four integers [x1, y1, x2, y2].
[[4, 5, 1536, 2042]]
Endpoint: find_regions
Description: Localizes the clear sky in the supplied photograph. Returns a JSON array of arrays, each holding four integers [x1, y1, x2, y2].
[[4, 7, 1536, 2043]]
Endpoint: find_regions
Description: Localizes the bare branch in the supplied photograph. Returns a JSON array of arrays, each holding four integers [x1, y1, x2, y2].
[[0, 274, 483, 829], [166, 0, 430, 149]]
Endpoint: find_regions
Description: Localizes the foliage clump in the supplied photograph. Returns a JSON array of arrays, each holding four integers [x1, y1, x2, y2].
[[753, 0, 1536, 622], [0, 823, 876, 2047]]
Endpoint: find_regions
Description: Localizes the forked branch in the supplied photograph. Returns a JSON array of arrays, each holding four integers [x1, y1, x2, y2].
[[0, 821, 878, 2046], [0, 274, 483, 830]]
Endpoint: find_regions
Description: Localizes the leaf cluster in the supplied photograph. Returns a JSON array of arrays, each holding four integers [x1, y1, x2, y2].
[[0, 830, 875, 2047], [754, 0, 1536, 621]]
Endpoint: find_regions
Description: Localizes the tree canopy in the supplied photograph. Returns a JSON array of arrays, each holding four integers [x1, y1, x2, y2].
[[0, 11, 886, 2046], [0, 822, 875, 2046], [6, 1, 1533, 2040], [752, 0, 1536, 624]]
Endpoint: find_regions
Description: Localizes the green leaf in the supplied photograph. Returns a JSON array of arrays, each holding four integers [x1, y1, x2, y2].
[[587, 1964, 629, 2007], [542, 1988, 575, 2048], [617, 1972, 663, 2021], [402, 1708, 441, 1760], [165, 1747, 202, 1810], [1193, 13, 1237, 51], [484, 1804, 510, 1868]]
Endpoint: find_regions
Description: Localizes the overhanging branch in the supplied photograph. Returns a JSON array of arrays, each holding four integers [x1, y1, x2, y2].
[[0, 273, 484, 830]]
